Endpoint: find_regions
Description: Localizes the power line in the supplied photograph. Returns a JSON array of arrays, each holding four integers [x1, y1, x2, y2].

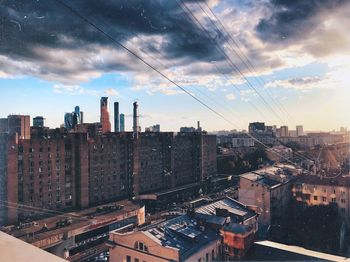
[[176, 0, 286, 125], [54, 0, 311, 170], [177, 0, 314, 163], [83, 4, 249, 125], [199, 0, 296, 126]]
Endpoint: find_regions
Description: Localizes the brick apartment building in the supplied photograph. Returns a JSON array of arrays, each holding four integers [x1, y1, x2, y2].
[[0, 114, 217, 225]]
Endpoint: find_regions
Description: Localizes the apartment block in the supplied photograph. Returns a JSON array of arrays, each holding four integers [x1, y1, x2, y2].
[[292, 175, 350, 217], [0, 123, 217, 224], [238, 165, 300, 227]]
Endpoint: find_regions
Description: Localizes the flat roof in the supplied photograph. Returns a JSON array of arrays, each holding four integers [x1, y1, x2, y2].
[[296, 174, 350, 187], [195, 197, 256, 221], [223, 223, 251, 234], [240, 166, 296, 189], [142, 214, 221, 260], [0, 231, 66, 262], [138, 182, 201, 199], [252, 241, 349, 262], [5, 199, 141, 245]]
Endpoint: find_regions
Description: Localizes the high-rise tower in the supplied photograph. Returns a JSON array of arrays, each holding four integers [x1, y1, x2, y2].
[[100, 97, 111, 133], [120, 114, 125, 132], [114, 102, 119, 132], [33, 116, 44, 127], [133, 101, 141, 133], [74, 106, 82, 124]]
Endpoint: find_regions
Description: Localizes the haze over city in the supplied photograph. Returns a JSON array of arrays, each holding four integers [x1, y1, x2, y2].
[[1, 0, 349, 131], [1, 1, 350, 262]]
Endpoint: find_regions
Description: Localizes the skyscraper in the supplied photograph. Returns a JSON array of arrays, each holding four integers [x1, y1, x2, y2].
[[100, 97, 111, 133], [80, 111, 84, 124], [74, 106, 82, 124], [33, 116, 44, 127], [133, 101, 140, 133], [114, 102, 119, 132], [120, 114, 125, 132], [64, 113, 73, 129]]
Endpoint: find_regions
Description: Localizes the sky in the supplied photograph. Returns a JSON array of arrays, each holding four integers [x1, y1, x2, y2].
[[0, 0, 349, 132]]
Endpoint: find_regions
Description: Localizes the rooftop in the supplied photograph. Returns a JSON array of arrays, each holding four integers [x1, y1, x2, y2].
[[195, 197, 256, 221], [223, 223, 252, 234], [142, 214, 221, 260], [296, 173, 350, 187], [247, 240, 349, 261], [3, 199, 142, 246], [0, 231, 66, 262], [240, 166, 297, 189]]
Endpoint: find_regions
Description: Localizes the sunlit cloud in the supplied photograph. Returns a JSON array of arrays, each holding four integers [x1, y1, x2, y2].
[[53, 84, 99, 96], [225, 93, 236, 101], [104, 88, 119, 97]]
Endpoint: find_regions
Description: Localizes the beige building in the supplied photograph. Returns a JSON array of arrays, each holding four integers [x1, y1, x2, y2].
[[292, 174, 350, 217], [109, 215, 222, 262], [109, 197, 258, 262], [238, 165, 300, 227]]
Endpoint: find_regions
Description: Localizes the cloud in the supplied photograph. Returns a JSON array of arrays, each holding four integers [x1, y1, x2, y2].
[[53, 84, 85, 95], [265, 76, 323, 91], [0, 0, 349, 97], [240, 89, 256, 102], [256, 0, 346, 42], [0, 0, 226, 83], [255, 0, 350, 58], [265, 57, 350, 92], [105, 88, 119, 97], [225, 93, 236, 100], [53, 84, 99, 96]]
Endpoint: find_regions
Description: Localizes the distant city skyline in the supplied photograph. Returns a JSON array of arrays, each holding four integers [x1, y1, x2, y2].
[[0, 96, 348, 133], [0, 1, 349, 131]]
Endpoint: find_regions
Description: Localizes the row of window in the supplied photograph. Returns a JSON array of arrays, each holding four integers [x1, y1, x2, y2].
[[299, 184, 347, 195], [312, 195, 346, 203]]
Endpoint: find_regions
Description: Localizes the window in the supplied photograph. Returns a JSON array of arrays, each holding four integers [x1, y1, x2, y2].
[[322, 197, 327, 202], [126, 256, 131, 262], [135, 259, 139, 262], [212, 250, 215, 260], [206, 253, 209, 262], [198, 259, 201, 262], [134, 241, 148, 252], [313, 196, 317, 201], [331, 198, 336, 203]]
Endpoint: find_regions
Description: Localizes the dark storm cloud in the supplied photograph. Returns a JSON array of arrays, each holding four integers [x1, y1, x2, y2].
[[0, 0, 223, 65], [256, 0, 347, 43]]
